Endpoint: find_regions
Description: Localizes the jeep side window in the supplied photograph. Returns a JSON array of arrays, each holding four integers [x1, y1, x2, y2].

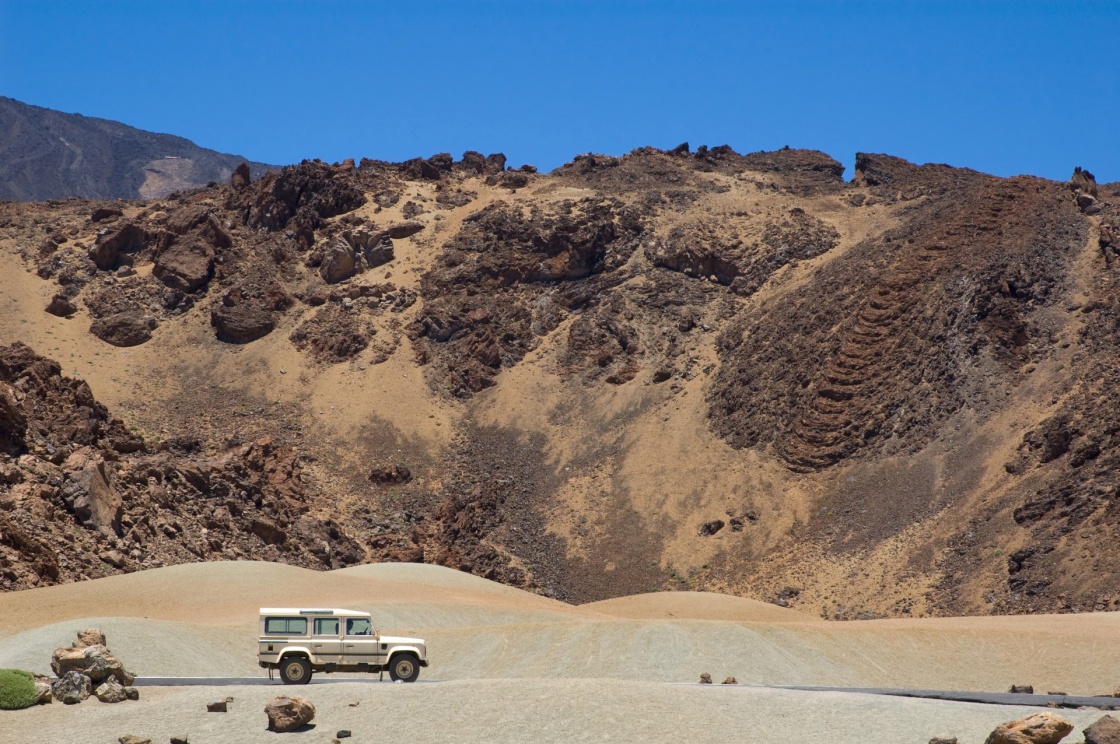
[[265, 617, 307, 635], [314, 618, 340, 636], [346, 618, 372, 636]]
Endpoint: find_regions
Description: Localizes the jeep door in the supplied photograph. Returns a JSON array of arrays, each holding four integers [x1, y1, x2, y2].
[[342, 616, 381, 668], [311, 617, 342, 665]]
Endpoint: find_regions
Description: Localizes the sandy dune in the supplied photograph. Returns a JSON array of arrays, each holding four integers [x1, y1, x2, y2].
[[1, 561, 1118, 742]]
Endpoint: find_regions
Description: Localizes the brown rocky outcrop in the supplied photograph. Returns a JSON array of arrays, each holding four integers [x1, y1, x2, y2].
[[319, 236, 358, 284], [231, 162, 251, 190], [62, 454, 123, 533], [265, 695, 316, 732], [88, 221, 147, 270], [153, 238, 215, 292], [240, 160, 365, 246], [0, 382, 27, 455]]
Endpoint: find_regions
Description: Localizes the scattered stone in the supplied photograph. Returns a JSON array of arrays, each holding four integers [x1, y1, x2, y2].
[[386, 221, 424, 239], [699, 673, 712, 684], [51, 670, 91, 704], [320, 236, 358, 284], [207, 698, 230, 712], [337, 731, 352, 739], [698, 519, 725, 536], [95, 677, 128, 703], [984, 711, 1073, 744], [211, 302, 275, 344], [1008, 685, 1035, 694], [1084, 715, 1120, 744], [90, 311, 156, 347], [115, 265, 135, 278], [369, 464, 412, 485], [88, 221, 147, 269], [154, 239, 215, 292], [265, 695, 316, 732], [170, 737, 189, 744], [722, 677, 738, 685], [45, 294, 78, 317], [66, 459, 123, 533], [929, 738, 959, 744], [33, 676, 53, 704], [91, 207, 124, 222], [124, 686, 139, 701], [348, 701, 360, 707], [100, 549, 128, 569], [74, 628, 106, 648], [118, 736, 151, 744]]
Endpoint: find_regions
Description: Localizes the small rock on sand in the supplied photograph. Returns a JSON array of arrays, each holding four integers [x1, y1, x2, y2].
[[1084, 714, 1120, 744], [118, 736, 151, 744], [94, 677, 127, 703], [984, 711, 1073, 744], [929, 738, 959, 744], [722, 677, 738, 685], [699, 673, 712, 684], [51, 671, 91, 704], [1008, 685, 1035, 694], [265, 695, 316, 732]]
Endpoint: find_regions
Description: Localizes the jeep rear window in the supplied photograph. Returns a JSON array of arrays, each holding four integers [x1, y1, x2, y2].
[[265, 617, 307, 635]]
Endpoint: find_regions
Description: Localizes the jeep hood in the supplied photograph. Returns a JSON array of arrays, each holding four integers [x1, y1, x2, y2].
[[380, 635, 425, 646]]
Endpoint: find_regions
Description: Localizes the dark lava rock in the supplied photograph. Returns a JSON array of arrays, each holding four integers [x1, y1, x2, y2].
[[698, 520, 725, 536], [89, 311, 155, 347], [231, 162, 251, 190], [91, 207, 123, 223], [153, 238, 215, 292], [88, 221, 147, 270], [46, 294, 78, 317], [211, 304, 275, 344], [369, 464, 412, 484], [386, 221, 424, 239]]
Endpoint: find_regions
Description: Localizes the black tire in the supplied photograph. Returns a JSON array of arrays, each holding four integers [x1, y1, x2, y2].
[[388, 652, 421, 683], [279, 656, 312, 685]]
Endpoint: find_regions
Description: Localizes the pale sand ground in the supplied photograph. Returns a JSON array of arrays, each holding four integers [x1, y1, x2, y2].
[[1, 561, 1117, 743]]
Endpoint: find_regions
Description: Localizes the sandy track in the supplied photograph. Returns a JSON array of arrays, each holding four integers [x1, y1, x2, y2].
[[1, 562, 1118, 742]]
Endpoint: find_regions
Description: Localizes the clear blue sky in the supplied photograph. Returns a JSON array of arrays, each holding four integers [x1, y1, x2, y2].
[[2, 1, 1117, 181]]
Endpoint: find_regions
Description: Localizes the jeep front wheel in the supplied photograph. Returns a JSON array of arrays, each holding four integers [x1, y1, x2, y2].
[[388, 653, 420, 683], [279, 656, 312, 685]]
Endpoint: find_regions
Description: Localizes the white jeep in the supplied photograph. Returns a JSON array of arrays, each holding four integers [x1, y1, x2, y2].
[[257, 608, 428, 684]]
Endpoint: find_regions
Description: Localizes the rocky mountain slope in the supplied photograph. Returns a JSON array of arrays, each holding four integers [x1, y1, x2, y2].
[[0, 145, 1116, 619], [0, 97, 272, 201]]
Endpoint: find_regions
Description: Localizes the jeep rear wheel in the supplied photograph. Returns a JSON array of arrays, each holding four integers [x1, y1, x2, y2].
[[279, 656, 312, 685], [388, 652, 420, 683]]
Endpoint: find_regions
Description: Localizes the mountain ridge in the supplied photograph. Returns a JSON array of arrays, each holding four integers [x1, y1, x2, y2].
[[0, 96, 273, 201]]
